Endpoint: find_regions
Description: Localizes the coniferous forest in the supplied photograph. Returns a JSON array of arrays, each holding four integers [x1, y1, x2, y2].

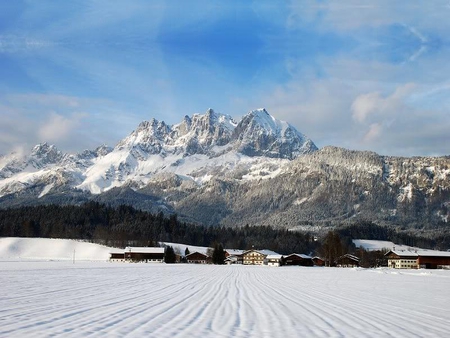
[[1, 202, 449, 256], [0, 202, 316, 254]]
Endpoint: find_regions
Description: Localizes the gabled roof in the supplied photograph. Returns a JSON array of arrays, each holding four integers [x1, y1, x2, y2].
[[186, 251, 209, 258], [337, 254, 360, 262], [242, 249, 281, 256], [285, 253, 312, 259], [124, 247, 165, 254]]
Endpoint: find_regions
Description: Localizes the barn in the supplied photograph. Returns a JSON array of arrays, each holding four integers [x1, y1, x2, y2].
[[284, 254, 314, 266], [335, 254, 360, 267], [123, 247, 165, 262], [312, 256, 325, 266], [186, 251, 210, 264]]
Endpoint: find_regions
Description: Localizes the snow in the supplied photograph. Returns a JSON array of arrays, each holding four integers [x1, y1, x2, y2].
[[0, 237, 113, 261], [38, 183, 54, 198], [2, 238, 450, 337], [2, 263, 450, 337], [162, 242, 209, 255]]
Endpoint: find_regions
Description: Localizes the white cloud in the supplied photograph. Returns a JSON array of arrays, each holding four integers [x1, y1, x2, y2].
[[351, 83, 416, 124], [364, 123, 382, 142], [38, 112, 86, 143], [287, 0, 450, 32]]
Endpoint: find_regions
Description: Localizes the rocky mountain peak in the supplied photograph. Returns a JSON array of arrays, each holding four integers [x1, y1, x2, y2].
[[29, 143, 63, 169], [232, 108, 317, 159]]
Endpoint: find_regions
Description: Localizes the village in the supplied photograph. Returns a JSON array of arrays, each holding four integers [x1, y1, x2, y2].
[[109, 245, 450, 269]]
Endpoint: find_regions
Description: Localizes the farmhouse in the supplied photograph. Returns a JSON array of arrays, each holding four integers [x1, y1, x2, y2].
[[266, 254, 283, 267], [335, 254, 360, 267], [109, 247, 165, 262], [186, 251, 210, 264], [284, 253, 314, 266], [224, 249, 244, 264], [242, 249, 279, 265], [385, 249, 450, 269]]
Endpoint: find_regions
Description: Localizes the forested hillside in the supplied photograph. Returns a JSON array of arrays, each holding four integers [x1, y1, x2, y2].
[[0, 202, 316, 254]]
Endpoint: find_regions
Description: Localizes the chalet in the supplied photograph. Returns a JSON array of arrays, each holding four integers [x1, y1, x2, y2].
[[385, 249, 450, 269], [186, 251, 210, 264], [284, 253, 314, 266], [266, 254, 283, 267], [335, 254, 360, 267], [312, 256, 325, 266], [242, 249, 279, 265], [109, 247, 165, 262], [224, 249, 244, 265]]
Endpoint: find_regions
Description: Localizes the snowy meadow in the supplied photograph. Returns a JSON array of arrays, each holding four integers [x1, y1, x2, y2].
[[2, 261, 450, 337]]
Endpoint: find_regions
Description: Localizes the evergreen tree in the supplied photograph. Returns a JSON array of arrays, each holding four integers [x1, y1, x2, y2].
[[212, 242, 226, 265], [164, 246, 176, 263], [185, 247, 190, 256]]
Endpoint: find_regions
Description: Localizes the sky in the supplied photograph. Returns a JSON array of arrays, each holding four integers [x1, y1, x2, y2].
[[1, 0, 450, 157]]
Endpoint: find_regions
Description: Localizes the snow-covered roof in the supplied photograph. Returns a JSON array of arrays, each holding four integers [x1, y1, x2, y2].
[[285, 253, 312, 259], [387, 249, 450, 258], [266, 255, 283, 260], [258, 249, 280, 256], [225, 249, 245, 255], [337, 254, 360, 261], [124, 247, 165, 254]]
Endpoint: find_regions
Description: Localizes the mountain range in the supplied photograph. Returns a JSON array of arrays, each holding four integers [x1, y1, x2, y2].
[[1, 108, 449, 231]]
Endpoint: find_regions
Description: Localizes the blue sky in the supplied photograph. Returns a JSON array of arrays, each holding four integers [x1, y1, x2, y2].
[[1, 0, 450, 156]]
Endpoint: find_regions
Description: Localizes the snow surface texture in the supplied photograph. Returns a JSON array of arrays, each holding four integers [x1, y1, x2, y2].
[[2, 262, 450, 337], [0, 237, 113, 261], [2, 238, 450, 337]]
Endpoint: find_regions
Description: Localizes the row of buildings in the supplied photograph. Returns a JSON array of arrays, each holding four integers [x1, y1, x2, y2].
[[110, 247, 450, 269], [109, 247, 325, 266]]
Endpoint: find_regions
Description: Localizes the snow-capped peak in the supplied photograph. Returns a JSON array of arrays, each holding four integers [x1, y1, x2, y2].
[[232, 108, 317, 159], [0, 108, 317, 196]]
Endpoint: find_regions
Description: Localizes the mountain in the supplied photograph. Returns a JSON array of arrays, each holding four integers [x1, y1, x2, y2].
[[0, 109, 449, 231]]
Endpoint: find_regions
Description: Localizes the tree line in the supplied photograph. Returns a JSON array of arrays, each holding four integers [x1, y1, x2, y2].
[[0, 202, 316, 254]]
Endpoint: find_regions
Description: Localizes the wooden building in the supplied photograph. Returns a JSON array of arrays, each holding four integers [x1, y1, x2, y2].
[[109, 250, 125, 262], [312, 256, 325, 266], [124, 247, 165, 262], [385, 249, 450, 269], [110, 247, 165, 262], [284, 254, 314, 266], [186, 251, 210, 264], [335, 254, 360, 267]]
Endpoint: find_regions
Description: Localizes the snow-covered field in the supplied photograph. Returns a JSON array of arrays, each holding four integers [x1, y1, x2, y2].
[[2, 238, 450, 337], [1, 262, 450, 337]]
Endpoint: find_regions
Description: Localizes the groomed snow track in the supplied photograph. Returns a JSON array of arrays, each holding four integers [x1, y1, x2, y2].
[[1, 262, 450, 337]]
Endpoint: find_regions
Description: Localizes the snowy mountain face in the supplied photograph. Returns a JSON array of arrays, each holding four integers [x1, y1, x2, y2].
[[1, 109, 449, 230], [0, 109, 316, 197]]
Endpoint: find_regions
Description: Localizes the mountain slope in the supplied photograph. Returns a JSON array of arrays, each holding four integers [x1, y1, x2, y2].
[[0, 109, 449, 230]]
